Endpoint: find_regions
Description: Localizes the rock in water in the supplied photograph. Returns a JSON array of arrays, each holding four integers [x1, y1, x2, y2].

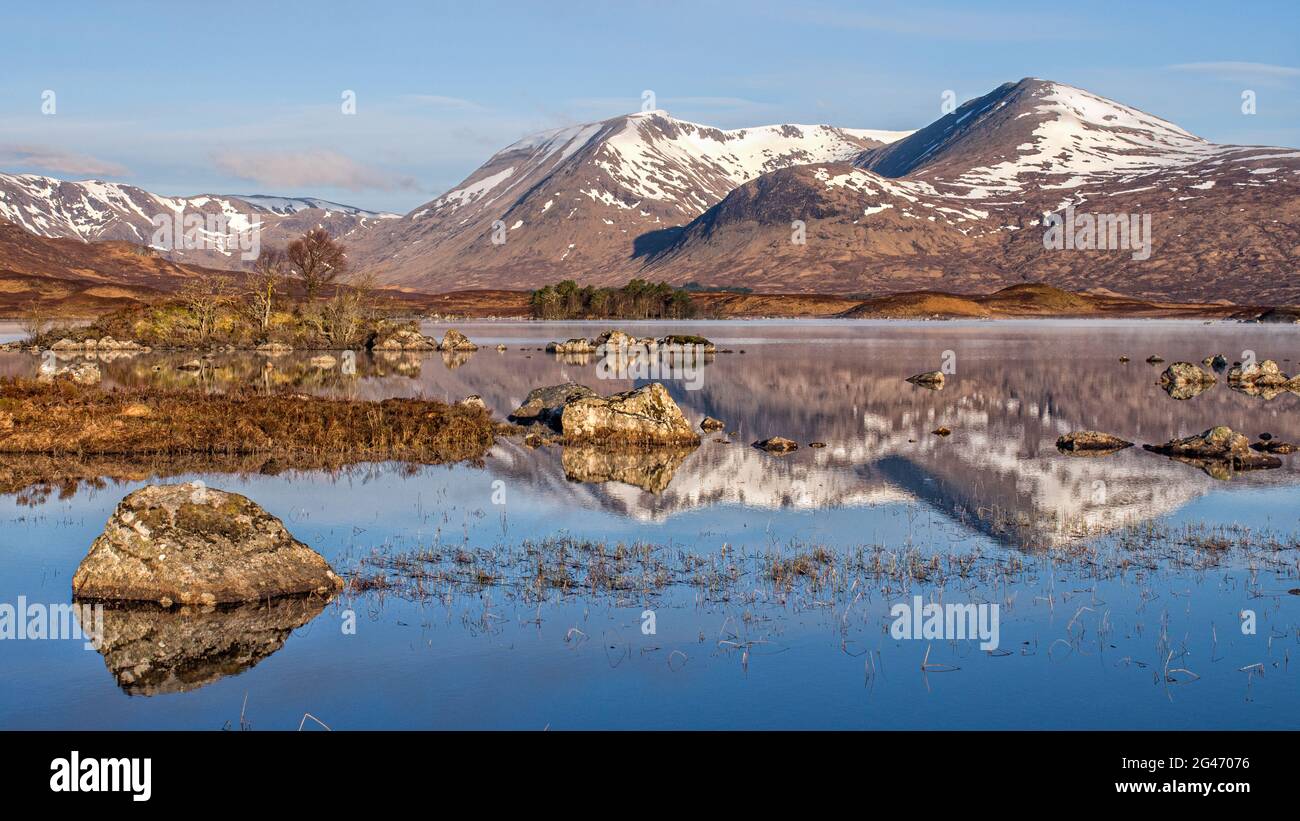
[[753, 436, 799, 453], [439, 329, 478, 351], [1143, 426, 1282, 472], [906, 371, 945, 388], [700, 416, 726, 432], [1160, 362, 1216, 387], [559, 383, 699, 445], [1159, 362, 1216, 399], [72, 483, 344, 606], [1056, 431, 1134, 453], [508, 383, 597, 429]]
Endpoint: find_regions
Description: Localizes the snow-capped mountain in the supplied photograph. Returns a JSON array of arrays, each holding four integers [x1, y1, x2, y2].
[[348, 110, 911, 289], [646, 78, 1300, 302], [0, 173, 398, 269]]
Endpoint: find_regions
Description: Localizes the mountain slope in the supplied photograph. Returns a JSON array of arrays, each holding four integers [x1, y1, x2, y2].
[[349, 111, 911, 289], [646, 78, 1300, 302], [0, 174, 398, 269], [0, 219, 226, 316]]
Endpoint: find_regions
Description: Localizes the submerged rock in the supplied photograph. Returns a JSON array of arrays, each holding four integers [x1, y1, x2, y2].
[[72, 483, 344, 606], [1145, 355, 1164, 364], [309, 354, 338, 369], [1252, 439, 1298, 455], [1202, 354, 1229, 370], [1143, 426, 1282, 474], [1056, 431, 1134, 453], [905, 371, 945, 389], [932, 427, 952, 437], [559, 383, 698, 445], [753, 436, 799, 453]]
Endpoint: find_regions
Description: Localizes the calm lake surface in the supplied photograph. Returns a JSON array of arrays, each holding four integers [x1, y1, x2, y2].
[[2, 319, 1299, 729]]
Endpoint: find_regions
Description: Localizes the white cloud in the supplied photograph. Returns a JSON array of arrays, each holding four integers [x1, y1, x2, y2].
[[211, 149, 420, 192], [0, 145, 130, 177]]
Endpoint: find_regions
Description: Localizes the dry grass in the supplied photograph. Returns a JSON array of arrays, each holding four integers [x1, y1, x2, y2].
[[0, 377, 498, 464]]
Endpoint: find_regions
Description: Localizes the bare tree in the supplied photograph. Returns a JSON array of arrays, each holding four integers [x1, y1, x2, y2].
[[243, 247, 289, 335], [287, 228, 347, 302], [303, 271, 382, 348], [179, 275, 233, 344], [18, 300, 51, 344]]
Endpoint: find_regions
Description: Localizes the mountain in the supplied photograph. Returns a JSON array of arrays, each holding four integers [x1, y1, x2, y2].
[[0, 219, 224, 316], [645, 79, 1300, 302], [348, 111, 911, 289], [0, 173, 398, 270]]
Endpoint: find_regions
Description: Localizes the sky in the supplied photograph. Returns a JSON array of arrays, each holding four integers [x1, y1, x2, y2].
[[1, 0, 1297, 214]]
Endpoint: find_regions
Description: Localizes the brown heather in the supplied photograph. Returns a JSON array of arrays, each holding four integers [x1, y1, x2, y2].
[[0, 378, 498, 465]]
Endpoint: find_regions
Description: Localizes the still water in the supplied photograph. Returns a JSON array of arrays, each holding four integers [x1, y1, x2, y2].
[[1, 319, 1298, 729]]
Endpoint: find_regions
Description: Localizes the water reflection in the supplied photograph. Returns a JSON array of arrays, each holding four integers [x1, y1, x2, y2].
[[79, 596, 329, 696], [4, 320, 1300, 548]]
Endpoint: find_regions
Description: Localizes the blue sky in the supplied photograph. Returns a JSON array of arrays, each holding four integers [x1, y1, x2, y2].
[[1, 0, 1297, 213]]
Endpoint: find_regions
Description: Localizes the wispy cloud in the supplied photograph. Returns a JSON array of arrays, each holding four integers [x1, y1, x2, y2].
[[400, 94, 488, 111], [0, 145, 130, 178], [1168, 61, 1300, 80], [211, 149, 421, 192]]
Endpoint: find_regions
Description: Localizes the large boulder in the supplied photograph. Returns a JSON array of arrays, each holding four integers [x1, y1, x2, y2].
[[558, 383, 699, 445], [508, 383, 597, 428], [72, 484, 344, 606]]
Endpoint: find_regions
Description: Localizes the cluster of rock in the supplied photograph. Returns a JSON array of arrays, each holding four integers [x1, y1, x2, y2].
[[48, 336, 150, 353], [1058, 425, 1292, 477], [1142, 426, 1282, 473], [508, 381, 699, 445], [1227, 359, 1300, 398], [546, 330, 716, 355], [72, 483, 345, 607], [373, 327, 479, 353]]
